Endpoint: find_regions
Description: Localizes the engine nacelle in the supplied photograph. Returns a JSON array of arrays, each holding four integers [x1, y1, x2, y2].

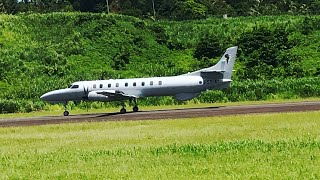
[[87, 91, 109, 101]]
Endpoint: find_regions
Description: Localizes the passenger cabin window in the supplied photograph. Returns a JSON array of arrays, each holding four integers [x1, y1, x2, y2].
[[150, 81, 153, 85], [100, 84, 103, 88], [141, 82, 145, 86], [133, 82, 136, 86], [93, 84, 96, 88], [125, 82, 128, 87], [108, 84, 111, 88], [116, 83, 119, 87], [71, 85, 79, 89], [158, 81, 162, 85]]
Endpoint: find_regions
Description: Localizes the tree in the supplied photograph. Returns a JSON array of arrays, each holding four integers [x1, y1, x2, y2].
[[237, 26, 303, 79], [0, 0, 17, 14], [194, 33, 223, 68], [112, 51, 130, 70], [194, 33, 223, 60], [172, 0, 208, 20], [197, 0, 235, 16], [225, 0, 257, 16]]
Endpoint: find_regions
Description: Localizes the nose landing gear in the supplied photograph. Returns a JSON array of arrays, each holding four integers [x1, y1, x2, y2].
[[63, 101, 69, 116], [64, 110, 69, 116], [132, 98, 139, 112]]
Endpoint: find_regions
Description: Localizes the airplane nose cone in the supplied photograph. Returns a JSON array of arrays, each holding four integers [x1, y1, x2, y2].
[[40, 89, 70, 102], [40, 91, 55, 101], [40, 93, 50, 101]]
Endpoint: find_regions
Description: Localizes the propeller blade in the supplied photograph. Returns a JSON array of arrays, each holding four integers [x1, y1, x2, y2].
[[82, 86, 89, 100]]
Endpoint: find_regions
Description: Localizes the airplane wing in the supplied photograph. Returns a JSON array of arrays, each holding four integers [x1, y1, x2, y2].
[[95, 90, 137, 99]]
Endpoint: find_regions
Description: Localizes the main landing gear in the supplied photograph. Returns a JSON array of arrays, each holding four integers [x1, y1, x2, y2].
[[61, 99, 138, 116], [133, 105, 139, 112], [120, 98, 139, 114]]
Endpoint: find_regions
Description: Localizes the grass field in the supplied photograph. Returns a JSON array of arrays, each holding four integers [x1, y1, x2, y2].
[[0, 111, 319, 179]]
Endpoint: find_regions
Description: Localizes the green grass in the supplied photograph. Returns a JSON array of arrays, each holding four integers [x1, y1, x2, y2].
[[1, 97, 320, 119], [0, 111, 320, 178]]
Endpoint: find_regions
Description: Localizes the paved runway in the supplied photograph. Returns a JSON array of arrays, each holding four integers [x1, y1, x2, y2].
[[1, 101, 320, 127]]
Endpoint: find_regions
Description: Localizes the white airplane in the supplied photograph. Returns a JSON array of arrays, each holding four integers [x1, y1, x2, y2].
[[40, 46, 238, 116]]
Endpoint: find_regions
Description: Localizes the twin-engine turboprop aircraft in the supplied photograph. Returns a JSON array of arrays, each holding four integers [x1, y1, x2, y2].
[[40, 46, 238, 116]]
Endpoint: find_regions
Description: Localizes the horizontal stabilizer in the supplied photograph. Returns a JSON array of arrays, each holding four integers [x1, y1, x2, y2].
[[222, 79, 232, 82], [201, 70, 226, 73]]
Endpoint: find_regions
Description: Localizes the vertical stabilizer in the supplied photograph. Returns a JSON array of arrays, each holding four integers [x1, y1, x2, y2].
[[183, 46, 238, 79], [205, 46, 238, 79]]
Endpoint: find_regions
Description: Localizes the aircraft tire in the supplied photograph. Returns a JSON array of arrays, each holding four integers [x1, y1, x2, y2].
[[120, 108, 126, 114], [63, 111, 69, 116], [133, 106, 139, 112]]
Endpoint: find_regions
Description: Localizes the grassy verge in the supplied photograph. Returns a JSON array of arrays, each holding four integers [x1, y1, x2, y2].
[[1, 97, 320, 119], [0, 111, 319, 178]]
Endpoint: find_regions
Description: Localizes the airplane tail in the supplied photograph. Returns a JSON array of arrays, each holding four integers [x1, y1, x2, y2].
[[183, 46, 238, 80], [206, 46, 238, 79]]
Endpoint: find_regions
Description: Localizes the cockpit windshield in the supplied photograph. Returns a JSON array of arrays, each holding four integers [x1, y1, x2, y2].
[[68, 84, 73, 88], [69, 84, 79, 89]]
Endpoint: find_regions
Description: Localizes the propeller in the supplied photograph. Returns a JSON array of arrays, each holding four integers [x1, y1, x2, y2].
[[82, 86, 89, 100], [82, 86, 90, 112]]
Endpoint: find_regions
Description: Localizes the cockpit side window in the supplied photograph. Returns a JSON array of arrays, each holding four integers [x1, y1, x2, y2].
[[71, 85, 79, 89]]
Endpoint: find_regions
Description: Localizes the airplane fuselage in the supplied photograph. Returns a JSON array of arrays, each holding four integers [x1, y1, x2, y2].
[[40, 75, 230, 103]]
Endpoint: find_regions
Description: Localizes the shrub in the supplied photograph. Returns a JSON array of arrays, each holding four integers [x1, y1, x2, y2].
[[0, 99, 19, 113]]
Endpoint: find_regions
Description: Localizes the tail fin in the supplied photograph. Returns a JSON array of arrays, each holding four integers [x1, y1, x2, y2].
[[183, 46, 238, 79], [206, 46, 238, 79]]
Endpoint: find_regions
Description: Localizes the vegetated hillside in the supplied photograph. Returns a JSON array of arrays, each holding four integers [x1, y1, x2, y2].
[[0, 13, 320, 113]]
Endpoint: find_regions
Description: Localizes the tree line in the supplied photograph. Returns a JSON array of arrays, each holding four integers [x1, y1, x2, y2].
[[1, 0, 320, 20]]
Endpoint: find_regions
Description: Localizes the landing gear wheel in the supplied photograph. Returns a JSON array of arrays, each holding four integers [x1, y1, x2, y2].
[[133, 106, 139, 112], [120, 108, 126, 114], [63, 111, 69, 116]]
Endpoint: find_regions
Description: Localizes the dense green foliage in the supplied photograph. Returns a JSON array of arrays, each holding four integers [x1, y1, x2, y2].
[[2, 0, 320, 20], [0, 13, 320, 113], [0, 112, 320, 178]]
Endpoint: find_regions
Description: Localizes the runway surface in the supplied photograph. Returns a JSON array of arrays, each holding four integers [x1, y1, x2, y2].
[[1, 101, 320, 127]]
